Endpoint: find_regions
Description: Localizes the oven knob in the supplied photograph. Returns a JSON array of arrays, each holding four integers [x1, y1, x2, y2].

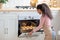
[[32, 17, 34, 19], [29, 16, 31, 19], [24, 18, 27, 20]]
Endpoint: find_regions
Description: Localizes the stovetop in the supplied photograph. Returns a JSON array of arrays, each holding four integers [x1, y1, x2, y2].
[[15, 6, 36, 9]]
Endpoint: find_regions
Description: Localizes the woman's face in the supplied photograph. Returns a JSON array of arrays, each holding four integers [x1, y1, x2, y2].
[[37, 9, 42, 14]]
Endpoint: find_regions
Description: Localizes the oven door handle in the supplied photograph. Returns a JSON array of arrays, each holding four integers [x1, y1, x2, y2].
[[24, 33, 39, 37]]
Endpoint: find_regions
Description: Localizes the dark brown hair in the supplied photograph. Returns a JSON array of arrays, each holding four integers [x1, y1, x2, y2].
[[37, 3, 53, 20]]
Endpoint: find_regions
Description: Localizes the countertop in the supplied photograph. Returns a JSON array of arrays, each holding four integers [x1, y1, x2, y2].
[[0, 8, 60, 12]]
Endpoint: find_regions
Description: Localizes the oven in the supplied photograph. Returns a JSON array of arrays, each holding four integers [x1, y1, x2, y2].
[[18, 16, 44, 37]]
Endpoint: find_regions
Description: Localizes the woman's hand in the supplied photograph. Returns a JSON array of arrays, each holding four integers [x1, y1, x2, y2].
[[28, 31, 33, 36]]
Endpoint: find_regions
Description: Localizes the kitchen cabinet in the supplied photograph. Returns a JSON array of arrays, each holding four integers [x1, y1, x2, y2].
[[0, 12, 18, 40], [0, 14, 4, 40]]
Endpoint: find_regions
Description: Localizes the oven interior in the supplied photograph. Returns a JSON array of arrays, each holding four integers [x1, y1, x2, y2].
[[18, 19, 44, 37]]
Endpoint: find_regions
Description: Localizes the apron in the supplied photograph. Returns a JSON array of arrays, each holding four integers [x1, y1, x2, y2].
[[42, 25, 52, 40]]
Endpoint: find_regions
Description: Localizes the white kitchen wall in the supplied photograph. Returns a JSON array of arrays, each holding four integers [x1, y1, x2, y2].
[[3, 0, 50, 9], [2, 0, 60, 9]]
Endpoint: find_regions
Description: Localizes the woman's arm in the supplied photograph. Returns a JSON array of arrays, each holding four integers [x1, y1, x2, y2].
[[32, 16, 45, 32]]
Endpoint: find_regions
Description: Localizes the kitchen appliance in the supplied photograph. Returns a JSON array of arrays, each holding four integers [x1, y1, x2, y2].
[[16, 6, 36, 9], [18, 16, 44, 37]]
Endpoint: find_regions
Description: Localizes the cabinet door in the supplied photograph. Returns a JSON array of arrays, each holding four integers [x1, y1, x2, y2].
[[3, 13, 18, 40], [0, 15, 4, 40]]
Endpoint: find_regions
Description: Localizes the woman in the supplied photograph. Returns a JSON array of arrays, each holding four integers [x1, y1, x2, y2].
[[28, 3, 53, 40]]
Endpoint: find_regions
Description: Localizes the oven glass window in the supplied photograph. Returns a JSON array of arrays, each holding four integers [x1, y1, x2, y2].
[[18, 19, 40, 37]]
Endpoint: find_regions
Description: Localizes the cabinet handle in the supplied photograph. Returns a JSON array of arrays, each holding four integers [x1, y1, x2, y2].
[[4, 28, 8, 34]]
